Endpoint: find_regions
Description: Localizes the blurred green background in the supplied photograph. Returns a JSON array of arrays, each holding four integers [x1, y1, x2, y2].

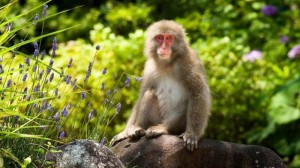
[[1, 0, 300, 167]]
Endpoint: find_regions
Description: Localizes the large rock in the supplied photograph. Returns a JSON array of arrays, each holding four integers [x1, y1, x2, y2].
[[111, 135, 285, 168], [46, 139, 124, 168]]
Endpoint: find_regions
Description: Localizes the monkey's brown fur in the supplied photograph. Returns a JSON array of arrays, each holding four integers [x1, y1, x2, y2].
[[111, 20, 211, 151]]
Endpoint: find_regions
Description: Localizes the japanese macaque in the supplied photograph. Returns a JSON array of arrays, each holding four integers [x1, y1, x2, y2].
[[110, 20, 211, 151]]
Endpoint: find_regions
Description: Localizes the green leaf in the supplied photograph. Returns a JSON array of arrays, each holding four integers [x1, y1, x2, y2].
[[268, 78, 300, 124], [269, 105, 300, 124]]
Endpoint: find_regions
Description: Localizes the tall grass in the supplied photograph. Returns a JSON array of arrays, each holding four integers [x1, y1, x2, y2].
[[0, 1, 120, 167]]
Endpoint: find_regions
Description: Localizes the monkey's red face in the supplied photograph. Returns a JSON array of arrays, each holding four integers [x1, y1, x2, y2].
[[155, 34, 174, 59]]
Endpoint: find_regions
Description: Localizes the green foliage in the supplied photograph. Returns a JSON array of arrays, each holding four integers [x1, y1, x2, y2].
[[1, 0, 300, 167]]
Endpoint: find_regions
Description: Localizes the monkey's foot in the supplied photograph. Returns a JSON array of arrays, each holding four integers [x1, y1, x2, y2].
[[110, 131, 127, 146], [179, 132, 200, 152], [127, 125, 145, 139], [145, 125, 168, 138]]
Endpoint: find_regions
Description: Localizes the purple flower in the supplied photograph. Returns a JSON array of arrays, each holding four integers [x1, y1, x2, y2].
[[25, 57, 30, 66], [261, 5, 278, 16], [33, 83, 40, 92], [59, 131, 65, 139], [41, 100, 48, 111], [100, 137, 107, 145], [23, 87, 28, 94], [52, 37, 57, 57], [280, 36, 289, 44], [101, 82, 105, 91], [33, 42, 38, 49], [39, 70, 44, 79], [107, 90, 111, 96], [67, 58, 73, 68], [47, 67, 51, 74], [125, 77, 131, 87], [33, 14, 39, 25], [49, 72, 54, 82], [288, 45, 300, 59], [33, 49, 39, 57], [6, 79, 12, 88], [88, 109, 95, 119], [49, 59, 54, 67], [102, 68, 107, 75], [244, 50, 262, 62], [42, 4, 48, 17], [71, 78, 77, 90], [81, 92, 86, 99], [32, 65, 37, 72], [116, 103, 121, 114], [22, 73, 28, 82], [96, 45, 101, 50], [84, 61, 93, 83], [61, 107, 68, 117], [53, 112, 59, 121], [64, 75, 71, 84], [104, 98, 109, 104], [135, 77, 142, 82]]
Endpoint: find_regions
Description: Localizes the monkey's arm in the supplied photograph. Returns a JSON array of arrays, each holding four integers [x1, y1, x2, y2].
[[110, 80, 155, 146], [181, 64, 211, 151]]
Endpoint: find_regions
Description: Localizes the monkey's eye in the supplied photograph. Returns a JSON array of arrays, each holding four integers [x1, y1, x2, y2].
[[165, 35, 174, 43], [155, 35, 164, 43]]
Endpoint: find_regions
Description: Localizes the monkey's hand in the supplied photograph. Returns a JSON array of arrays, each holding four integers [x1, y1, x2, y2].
[[110, 131, 127, 146], [110, 125, 145, 146], [179, 132, 200, 152], [145, 125, 168, 138], [127, 125, 145, 139]]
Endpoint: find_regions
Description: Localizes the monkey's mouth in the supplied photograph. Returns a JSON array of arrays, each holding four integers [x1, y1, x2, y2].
[[158, 54, 171, 60]]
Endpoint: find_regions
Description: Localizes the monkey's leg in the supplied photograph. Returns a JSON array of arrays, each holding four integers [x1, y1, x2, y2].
[[137, 90, 165, 138], [127, 89, 160, 139]]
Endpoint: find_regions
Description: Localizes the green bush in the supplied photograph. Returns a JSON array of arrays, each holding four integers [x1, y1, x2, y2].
[[1, 0, 300, 167]]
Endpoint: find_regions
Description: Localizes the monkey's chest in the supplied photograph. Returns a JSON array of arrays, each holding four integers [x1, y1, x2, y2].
[[156, 77, 188, 116]]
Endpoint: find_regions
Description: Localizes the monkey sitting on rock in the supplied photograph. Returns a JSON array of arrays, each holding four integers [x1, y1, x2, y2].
[[110, 20, 211, 152]]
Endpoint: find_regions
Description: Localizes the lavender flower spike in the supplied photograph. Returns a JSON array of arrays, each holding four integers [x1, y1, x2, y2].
[[59, 131, 65, 139], [88, 109, 95, 119], [42, 4, 48, 17], [52, 37, 57, 57], [81, 92, 87, 99], [102, 67, 107, 75], [67, 58, 73, 68], [6, 79, 12, 88], [25, 57, 30, 66], [22, 73, 28, 82], [288, 45, 300, 59], [61, 107, 68, 117], [125, 77, 131, 87], [33, 14, 39, 25], [244, 50, 262, 62], [116, 103, 121, 114]]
